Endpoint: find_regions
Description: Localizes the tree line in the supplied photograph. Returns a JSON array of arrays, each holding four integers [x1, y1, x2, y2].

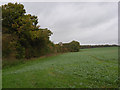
[[2, 3, 118, 60], [2, 3, 80, 60], [80, 44, 118, 49]]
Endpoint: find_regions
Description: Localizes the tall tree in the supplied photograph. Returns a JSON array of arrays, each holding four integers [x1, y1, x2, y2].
[[2, 3, 53, 59]]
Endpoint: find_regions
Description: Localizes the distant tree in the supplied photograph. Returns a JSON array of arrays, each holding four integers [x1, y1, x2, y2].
[[69, 41, 80, 52], [61, 41, 80, 52]]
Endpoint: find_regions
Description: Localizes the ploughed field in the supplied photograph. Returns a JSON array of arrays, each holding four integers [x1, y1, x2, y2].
[[3, 47, 118, 88]]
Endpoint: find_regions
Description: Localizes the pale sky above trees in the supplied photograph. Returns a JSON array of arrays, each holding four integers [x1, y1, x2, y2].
[[1, 2, 118, 45]]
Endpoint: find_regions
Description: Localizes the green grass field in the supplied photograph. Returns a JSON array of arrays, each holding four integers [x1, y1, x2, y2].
[[2, 47, 118, 88]]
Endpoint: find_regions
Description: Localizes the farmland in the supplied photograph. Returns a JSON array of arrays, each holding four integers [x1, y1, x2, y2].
[[2, 47, 118, 88]]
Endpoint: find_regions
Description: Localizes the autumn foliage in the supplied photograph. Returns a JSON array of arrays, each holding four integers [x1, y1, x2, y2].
[[2, 3, 80, 59]]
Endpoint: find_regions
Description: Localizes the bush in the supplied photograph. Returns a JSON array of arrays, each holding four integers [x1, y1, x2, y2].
[[56, 41, 80, 53], [16, 44, 25, 59], [69, 41, 80, 52]]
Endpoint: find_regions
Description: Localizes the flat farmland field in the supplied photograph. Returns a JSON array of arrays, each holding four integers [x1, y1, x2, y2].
[[2, 47, 118, 88]]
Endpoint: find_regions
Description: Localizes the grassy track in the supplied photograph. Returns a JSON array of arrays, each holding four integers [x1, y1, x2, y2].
[[2, 47, 118, 88]]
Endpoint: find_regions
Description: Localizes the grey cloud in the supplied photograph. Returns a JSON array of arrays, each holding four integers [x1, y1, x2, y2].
[[3, 2, 118, 45]]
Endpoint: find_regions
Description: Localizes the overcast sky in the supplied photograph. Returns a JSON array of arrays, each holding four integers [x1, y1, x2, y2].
[[1, 2, 118, 45]]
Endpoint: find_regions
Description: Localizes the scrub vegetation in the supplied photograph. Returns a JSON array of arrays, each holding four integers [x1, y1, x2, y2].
[[1, 3, 118, 88]]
